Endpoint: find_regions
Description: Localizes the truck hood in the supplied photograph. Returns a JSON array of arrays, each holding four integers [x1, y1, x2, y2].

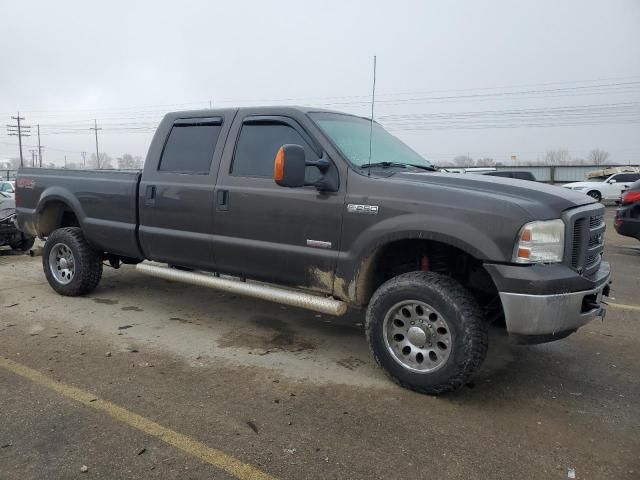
[[388, 171, 595, 217]]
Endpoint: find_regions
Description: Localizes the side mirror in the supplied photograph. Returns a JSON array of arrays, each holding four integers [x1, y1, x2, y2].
[[273, 144, 334, 190], [274, 144, 307, 188]]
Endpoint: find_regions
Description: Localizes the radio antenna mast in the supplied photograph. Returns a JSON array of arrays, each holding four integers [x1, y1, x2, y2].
[[367, 55, 377, 176]]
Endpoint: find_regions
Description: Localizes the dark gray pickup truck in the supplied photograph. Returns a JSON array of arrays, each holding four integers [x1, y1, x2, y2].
[[16, 106, 611, 394]]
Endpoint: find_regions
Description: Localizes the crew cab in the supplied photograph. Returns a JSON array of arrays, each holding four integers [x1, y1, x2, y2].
[[563, 172, 640, 203], [16, 107, 611, 394]]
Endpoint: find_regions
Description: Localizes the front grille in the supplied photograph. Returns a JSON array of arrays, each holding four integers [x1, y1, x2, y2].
[[585, 253, 600, 266], [571, 218, 585, 266], [588, 236, 601, 248], [589, 215, 603, 229], [566, 204, 605, 277]]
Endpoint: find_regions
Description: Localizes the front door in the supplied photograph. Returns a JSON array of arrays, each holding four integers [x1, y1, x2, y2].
[[212, 114, 345, 293]]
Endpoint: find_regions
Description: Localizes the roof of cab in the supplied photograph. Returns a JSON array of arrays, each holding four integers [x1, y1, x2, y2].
[[164, 105, 368, 120]]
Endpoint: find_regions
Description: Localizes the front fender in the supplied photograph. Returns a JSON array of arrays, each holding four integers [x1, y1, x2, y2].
[[334, 213, 510, 305]]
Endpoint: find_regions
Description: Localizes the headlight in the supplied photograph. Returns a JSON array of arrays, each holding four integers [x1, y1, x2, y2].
[[513, 219, 564, 264]]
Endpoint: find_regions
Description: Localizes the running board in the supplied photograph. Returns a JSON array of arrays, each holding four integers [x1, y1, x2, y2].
[[135, 263, 347, 316]]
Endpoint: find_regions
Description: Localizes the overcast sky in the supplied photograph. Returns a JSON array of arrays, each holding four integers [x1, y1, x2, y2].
[[1, 0, 639, 167]]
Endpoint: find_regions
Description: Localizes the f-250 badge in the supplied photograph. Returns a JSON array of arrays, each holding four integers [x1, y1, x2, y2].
[[347, 204, 379, 215]]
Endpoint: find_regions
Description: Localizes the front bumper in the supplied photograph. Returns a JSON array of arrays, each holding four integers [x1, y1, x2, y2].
[[484, 260, 611, 342], [498, 262, 610, 340]]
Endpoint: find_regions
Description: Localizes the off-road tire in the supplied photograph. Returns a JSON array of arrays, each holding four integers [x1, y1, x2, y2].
[[42, 227, 103, 296], [10, 235, 35, 252], [366, 271, 488, 395]]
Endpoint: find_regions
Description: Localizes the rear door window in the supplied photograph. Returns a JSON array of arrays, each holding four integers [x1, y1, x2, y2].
[[159, 120, 222, 174]]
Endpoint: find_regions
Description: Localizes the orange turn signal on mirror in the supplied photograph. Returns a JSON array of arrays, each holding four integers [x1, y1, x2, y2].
[[274, 147, 285, 181]]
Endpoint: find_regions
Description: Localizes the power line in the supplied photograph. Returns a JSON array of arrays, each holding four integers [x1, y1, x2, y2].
[[3, 74, 640, 119]]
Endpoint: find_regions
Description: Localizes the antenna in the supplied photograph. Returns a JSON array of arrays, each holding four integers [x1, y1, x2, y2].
[[367, 55, 377, 176]]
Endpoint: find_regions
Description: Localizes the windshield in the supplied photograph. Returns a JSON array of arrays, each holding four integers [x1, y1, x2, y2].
[[309, 112, 432, 169]]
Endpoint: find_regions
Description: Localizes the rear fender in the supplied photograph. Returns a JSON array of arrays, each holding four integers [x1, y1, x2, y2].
[[35, 186, 86, 236]]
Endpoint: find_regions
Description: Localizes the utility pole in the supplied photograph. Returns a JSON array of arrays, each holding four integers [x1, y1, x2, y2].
[[6, 113, 31, 167], [37, 124, 43, 167], [64, 155, 67, 169], [90, 119, 102, 168], [29, 149, 37, 167], [81, 151, 87, 169], [209, 99, 213, 109]]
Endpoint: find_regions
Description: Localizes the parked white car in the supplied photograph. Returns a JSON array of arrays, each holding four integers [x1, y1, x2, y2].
[[562, 172, 640, 203], [0, 181, 16, 198]]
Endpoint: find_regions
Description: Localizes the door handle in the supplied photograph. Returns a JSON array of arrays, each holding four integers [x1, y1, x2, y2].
[[216, 189, 228, 211], [145, 185, 156, 206]]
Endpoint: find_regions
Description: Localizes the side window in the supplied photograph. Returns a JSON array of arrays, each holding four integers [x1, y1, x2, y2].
[[159, 123, 222, 174], [618, 173, 640, 182], [232, 123, 320, 180]]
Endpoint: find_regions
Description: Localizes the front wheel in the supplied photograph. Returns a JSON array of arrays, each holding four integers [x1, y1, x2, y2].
[[366, 271, 488, 395], [42, 227, 103, 296], [587, 190, 602, 202]]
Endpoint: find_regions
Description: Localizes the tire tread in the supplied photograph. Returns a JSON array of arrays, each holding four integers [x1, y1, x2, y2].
[[43, 227, 103, 296], [366, 271, 488, 395]]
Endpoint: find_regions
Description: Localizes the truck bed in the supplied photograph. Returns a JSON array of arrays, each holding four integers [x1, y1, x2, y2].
[[16, 168, 142, 258]]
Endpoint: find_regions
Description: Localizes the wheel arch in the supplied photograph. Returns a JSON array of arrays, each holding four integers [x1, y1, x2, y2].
[[335, 231, 501, 307], [36, 190, 85, 237]]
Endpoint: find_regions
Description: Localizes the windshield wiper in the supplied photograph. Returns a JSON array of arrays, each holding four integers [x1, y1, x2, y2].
[[359, 161, 437, 171], [360, 162, 408, 169], [404, 163, 438, 171]]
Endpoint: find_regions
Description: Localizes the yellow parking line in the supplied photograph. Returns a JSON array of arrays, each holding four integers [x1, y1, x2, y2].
[[608, 302, 640, 312], [0, 357, 276, 480]]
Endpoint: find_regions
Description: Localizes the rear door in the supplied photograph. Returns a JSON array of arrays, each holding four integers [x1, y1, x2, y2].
[[212, 113, 345, 292], [139, 115, 231, 269]]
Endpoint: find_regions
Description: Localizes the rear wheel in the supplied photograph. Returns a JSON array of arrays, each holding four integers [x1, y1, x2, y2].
[[42, 227, 103, 296], [587, 190, 602, 202], [366, 271, 488, 394]]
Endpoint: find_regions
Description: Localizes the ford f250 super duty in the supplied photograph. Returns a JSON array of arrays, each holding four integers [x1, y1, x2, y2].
[[15, 106, 611, 394]]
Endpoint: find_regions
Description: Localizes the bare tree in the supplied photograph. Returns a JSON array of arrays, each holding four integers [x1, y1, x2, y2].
[[453, 155, 475, 167], [542, 149, 571, 165], [9, 157, 22, 169], [588, 148, 609, 165], [475, 157, 495, 167], [89, 152, 113, 169], [117, 154, 144, 169]]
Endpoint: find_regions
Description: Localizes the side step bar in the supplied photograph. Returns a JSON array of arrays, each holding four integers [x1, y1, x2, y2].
[[135, 263, 347, 316]]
